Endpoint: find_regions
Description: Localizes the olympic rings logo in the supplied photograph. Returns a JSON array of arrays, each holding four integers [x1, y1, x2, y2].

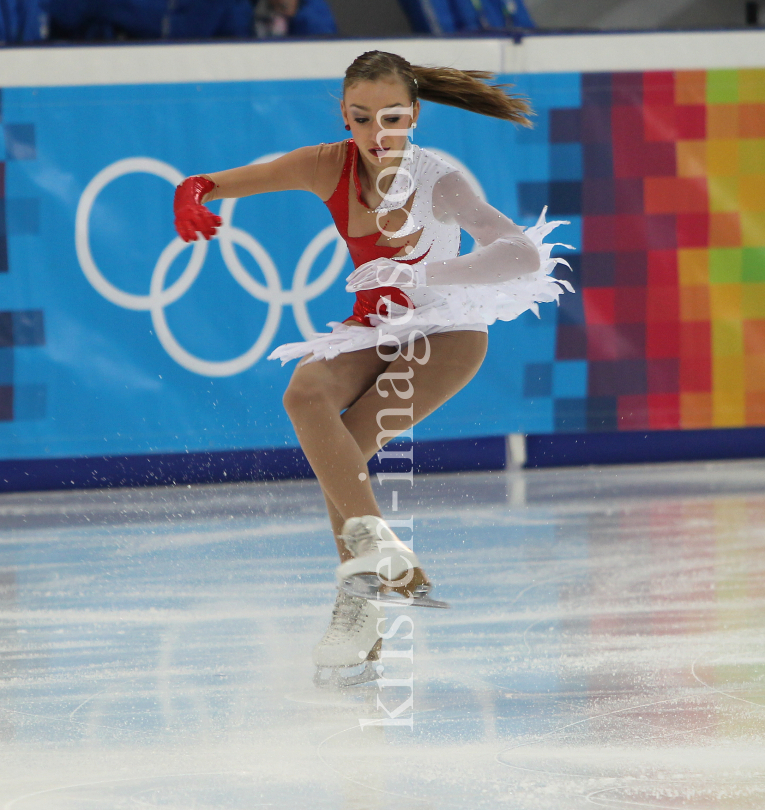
[[75, 150, 484, 377], [75, 155, 348, 377]]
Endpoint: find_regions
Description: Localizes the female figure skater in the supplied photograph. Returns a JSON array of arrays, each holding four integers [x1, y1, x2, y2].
[[173, 50, 570, 687]]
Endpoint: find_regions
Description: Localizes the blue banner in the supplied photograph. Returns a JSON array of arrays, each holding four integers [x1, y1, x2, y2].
[[0, 75, 581, 461]]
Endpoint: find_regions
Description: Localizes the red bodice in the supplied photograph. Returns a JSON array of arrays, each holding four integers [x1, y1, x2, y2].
[[324, 139, 418, 327]]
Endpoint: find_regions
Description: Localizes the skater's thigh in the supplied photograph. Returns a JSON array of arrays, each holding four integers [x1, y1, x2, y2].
[[284, 343, 390, 412], [341, 330, 488, 459]]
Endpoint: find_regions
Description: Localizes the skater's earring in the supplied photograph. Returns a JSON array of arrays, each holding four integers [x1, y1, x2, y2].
[[344, 123, 350, 130]]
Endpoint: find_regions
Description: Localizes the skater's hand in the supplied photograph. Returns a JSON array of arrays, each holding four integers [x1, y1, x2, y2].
[[173, 176, 223, 242], [345, 258, 424, 292]]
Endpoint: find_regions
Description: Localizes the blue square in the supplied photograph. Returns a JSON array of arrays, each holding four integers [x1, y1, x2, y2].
[[14, 384, 46, 420], [12, 310, 45, 346], [518, 182, 548, 219], [4, 124, 36, 161], [524, 362, 553, 398], [7, 198, 40, 234], [554, 398, 587, 432], [553, 361, 587, 398], [0, 348, 12, 385], [550, 143, 582, 180]]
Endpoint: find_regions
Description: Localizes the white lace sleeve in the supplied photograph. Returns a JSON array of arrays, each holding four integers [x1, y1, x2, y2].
[[425, 170, 540, 285]]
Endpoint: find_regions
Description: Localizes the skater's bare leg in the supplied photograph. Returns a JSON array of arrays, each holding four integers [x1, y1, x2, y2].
[[342, 331, 488, 461], [283, 345, 389, 526]]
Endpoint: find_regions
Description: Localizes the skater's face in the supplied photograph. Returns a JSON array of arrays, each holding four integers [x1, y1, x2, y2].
[[341, 76, 419, 169]]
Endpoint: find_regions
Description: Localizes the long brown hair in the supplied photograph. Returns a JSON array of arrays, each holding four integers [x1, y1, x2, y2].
[[343, 50, 532, 127]]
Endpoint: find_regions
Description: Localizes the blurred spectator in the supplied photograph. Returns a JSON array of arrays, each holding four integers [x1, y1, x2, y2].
[[398, 0, 534, 34], [254, 0, 336, 37], [1, 0, 46, 43], [47, 0, 336, 41]]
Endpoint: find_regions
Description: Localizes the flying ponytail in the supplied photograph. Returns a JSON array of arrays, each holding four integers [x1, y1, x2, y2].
[[343, 50, 532, 127]]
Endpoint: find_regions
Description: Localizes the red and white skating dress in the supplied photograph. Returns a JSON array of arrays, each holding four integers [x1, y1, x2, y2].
[[268, 138, 572, 364]]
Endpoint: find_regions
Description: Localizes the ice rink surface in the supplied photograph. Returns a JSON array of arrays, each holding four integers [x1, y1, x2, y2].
[[1, 460, 764, 809]]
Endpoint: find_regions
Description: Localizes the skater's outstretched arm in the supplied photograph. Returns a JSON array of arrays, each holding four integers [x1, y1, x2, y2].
[[174, 143, 342, 242]]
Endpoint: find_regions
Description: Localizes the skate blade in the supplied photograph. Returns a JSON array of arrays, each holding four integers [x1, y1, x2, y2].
[[313, 659, 380, 690], [339, 575, 451, 609]]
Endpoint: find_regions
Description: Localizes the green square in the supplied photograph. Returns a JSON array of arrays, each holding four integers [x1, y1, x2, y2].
[[743, 247, 765, 282], [707, 70, 738, 104], [709, 248, 742, 283]]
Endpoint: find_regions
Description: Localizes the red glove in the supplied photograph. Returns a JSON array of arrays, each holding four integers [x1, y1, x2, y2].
[[174, 176, 223, 242]]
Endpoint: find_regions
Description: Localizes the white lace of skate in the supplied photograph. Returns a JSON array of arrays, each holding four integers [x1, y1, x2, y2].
[[321, 592, 365, 643]]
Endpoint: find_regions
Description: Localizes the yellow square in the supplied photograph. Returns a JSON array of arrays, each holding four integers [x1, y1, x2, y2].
[[711, 317, 743, 354], [677, 140, 706, 177], [741, 284, 765, 319], [739, 140, 765, 174], [739, 175, 765, 211], [739, 69, 765, 103], [709, 176, 739, 212], [712, 392, 746, 427], [706, 140, 739, 176], [678, 249, 708, 285], [741, 212, 765, 247]]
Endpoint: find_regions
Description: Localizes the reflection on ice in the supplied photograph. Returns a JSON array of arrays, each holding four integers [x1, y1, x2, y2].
[[1, 460, 764, 808]]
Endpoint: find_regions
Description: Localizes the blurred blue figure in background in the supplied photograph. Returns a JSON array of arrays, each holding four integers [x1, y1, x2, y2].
[[0, 0, 46, 42], [398, 0, 534, 34], [164, 0, 253, 38], [49, 0, 166, 40]]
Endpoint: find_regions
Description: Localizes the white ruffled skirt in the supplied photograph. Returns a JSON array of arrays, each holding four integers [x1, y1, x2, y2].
[[268, 209, 574, 365]]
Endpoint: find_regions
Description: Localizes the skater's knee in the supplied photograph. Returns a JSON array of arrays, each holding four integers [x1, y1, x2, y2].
[[283, 374, 331, 418]]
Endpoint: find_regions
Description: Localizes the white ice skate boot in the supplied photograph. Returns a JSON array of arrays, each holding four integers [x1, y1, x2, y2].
[[313, 589, 385, 688], [336, 515, 450, 608]]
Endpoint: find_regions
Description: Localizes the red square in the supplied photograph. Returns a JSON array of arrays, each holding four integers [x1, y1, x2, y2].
[[615, 286, 647, 323], [613, 73, 644, 105], [646, 320, 680, 358], [618, 394, 650, 429], [675, 105, 706, 140], [680, 321, 711, 356], [583, 288, 616, 324], [643, 72, 675, 105], [583, 215, 616, 253], [614, 178, 644, 214], [644, 104, 678, 142], [648, 393, 681, 429], [676, 213, 709, 248], [646, 286, 680, 323], [680, 355, 712, 392], [614, 214, 676, 251], [648, 250, 678, 285], [647, 358, 679, 393]]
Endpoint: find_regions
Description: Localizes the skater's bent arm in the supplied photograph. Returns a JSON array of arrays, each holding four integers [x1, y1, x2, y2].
[[199, 144, 327, 202], [425, 170, 540, 286]]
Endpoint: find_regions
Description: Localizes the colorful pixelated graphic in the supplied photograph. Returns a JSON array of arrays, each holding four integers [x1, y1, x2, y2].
[[521, 69, 765, 432]]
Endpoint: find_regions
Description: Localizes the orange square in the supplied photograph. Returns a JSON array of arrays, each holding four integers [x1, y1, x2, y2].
[[644, 177, 707, 213], [678, 249, 708, 285], [677, 140, 706, 177], [707, 105, 739, 138], [744, 354, 765, 391], [745, 392, 765, 424], [681, 392, 713, 428], [706, 140, 739, 176], [675, 71, 706, 105], [744, 320, 765, 353], [710, 285, 742, 320], [709, 212, 741, 247], [680, 285, 710, 321], [739, 175, 765, 211], [739, 105, 765, 138]]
